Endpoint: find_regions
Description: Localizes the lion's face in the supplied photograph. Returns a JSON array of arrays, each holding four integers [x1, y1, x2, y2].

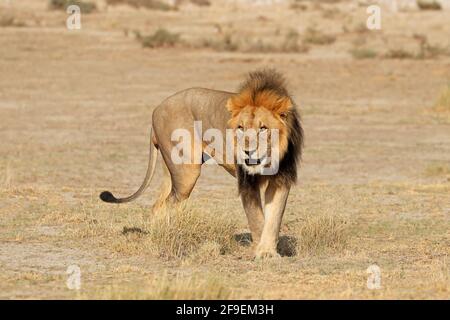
[[227, 91, 291, 175]]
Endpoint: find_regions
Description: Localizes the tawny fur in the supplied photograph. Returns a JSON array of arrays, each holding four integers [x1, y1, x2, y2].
[[100, 69, 303, 259]]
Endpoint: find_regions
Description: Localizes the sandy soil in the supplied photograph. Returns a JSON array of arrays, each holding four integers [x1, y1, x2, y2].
[[0, 0, 449, 299]]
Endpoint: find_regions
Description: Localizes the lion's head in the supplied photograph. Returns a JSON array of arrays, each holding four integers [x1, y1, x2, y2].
[[226, 69, 303, 182]]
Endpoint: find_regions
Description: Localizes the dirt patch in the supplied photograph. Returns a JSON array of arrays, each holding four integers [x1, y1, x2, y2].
[[0, 0, 449, 299]]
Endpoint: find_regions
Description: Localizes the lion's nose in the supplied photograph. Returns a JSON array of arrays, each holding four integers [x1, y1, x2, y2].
[[244, 150, 256, 158]]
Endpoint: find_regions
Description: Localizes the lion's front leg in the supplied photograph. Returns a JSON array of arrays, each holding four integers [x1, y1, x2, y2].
[[240, 191, 265, 245], [255, 182, 290, 259]]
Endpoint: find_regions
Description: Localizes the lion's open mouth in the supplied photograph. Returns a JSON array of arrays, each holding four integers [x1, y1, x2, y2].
[[244, 157, 264, 166]]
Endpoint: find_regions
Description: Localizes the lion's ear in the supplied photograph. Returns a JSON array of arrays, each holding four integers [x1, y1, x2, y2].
[[274, 96, 293, 117]]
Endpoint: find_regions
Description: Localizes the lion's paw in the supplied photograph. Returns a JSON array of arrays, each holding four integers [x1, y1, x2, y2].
[[254, 247, 281, 260]]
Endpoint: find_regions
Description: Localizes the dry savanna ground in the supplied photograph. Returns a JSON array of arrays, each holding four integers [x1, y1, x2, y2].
[[0, 0, 449, 299]]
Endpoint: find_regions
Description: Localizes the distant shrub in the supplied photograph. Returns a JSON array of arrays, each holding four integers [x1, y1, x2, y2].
[[303, 27, 336, 45], [0, 14, 15, 27], [106, 0, 175, 11], [384, 49, 415, 59], [290, 2, 308, 10], [417, 0, 442, 10], [137, 28, 181, 48], [414, 34, 450, 59], [190, 0, 211, 6], [350, 48, 377, 59], [280, 29, 309, 53], [49, 0, 97, 13], [201, 34, 239, 52]]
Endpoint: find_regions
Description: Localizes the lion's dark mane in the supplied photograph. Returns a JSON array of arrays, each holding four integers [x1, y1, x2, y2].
[[236, 69, 304, 196]]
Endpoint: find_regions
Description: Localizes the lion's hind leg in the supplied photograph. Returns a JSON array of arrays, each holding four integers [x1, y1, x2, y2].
[[151, 157, 172, 213], [151, 151, 201, 213]]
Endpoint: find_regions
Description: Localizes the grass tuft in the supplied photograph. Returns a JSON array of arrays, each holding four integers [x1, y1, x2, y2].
[[106, 0, 175, 11], [190, 0, 211, 6], [201, 33, 239, 52], [384, 49, 416, 60], [137, 28, 180, 48], [295, 213, 349, 255], [350, 48, 377, 59], [280, 29, 309, 53], [303, 27, 336, 45], [147, 204, 238, 259], [204, 29, 309, 53], [49, 0, 97, 13], [417, 0, 442, 10]]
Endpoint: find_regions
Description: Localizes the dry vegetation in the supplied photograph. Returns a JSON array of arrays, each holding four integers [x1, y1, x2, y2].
[[49, 0, 97, 13], [425, 163, 450, 177], [433, 84, 450, 112], [295, 213, 349, 255], [106, 0, 175, 11], [146, 204, 238, 259], [0, 0, 449, 300], [350, 47, 378, 59], [83, 273, 235, 299], [303, 26, 336, 45], [417, 0, 442, 10], [136, 28, 180, 48]]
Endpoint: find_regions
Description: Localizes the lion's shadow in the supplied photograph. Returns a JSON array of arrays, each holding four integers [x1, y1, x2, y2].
[[233, 233, 297, 257]]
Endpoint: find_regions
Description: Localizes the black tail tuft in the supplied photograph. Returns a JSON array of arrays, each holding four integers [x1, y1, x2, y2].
[[100, 191, 119, 203]]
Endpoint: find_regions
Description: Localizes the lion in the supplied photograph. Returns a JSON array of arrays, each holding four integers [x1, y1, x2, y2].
[[100, 69, 303, 259]]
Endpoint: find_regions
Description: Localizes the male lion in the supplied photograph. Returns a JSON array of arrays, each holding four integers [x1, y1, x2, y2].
[[100, 69, 303, 259]]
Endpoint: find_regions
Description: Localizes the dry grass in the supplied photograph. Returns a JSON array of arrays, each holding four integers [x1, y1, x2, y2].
[[2, 162, 13, 189], [182, 241, 222, 265], [383, 42, 448, 61], [190, 0, 211, 6], [414, 34, 450, 59], [84, 273, 234, 299], [0, 14, 15, 27], [433, 84, 450, 113], [290, 2, 308, 11], [279, 29, 309, 53], [49, 0, 97, 13], [303, 26, 336, 45], [350, 48, 378, 59], [136, 28, 181, 48], [417, 0, 442, 10], [201, 30, 308, 53], [1, 0, 450, 300], [106, 0, 175, 11], [425, 163, 450, 176], [294, 213, 349, 255], [0, 13, 25, 28], [201, 33, 239, 52], [147, 204, 238, 259], [384, 49, 416, 60]]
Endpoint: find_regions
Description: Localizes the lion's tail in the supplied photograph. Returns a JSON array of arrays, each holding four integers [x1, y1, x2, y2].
[[99, 127, 158, 204]]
